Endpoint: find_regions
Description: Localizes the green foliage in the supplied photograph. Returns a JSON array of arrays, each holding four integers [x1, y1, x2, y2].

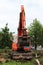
[[0, 23, 13, 49], [28, 18, 43, 50], [40, 27, 43, 47]]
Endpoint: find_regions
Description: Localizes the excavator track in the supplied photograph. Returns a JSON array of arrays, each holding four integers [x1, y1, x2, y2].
[[11, 51, 32, 60]]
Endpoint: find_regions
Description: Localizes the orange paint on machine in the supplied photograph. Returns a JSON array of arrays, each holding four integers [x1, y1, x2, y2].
[[12, 42, 18, 51], [12, 5, 32, 52], [23, 46, 32, 51]]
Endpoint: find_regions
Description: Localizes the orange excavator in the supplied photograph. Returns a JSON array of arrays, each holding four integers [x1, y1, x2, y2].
[[12, 5, 32, 60]]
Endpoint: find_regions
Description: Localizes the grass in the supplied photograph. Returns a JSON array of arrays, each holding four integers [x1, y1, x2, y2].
[[0, 49, 43, 65], [1, 60, 34, 65], [0, 56, 43, 65], [39, 57, 43, 65]]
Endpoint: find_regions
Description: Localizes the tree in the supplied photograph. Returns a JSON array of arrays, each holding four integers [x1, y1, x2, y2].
[[28, 18, 42, 50], [0, 31, 3, 48], [0, 23, 13, 49], [40, 27, 43, 47]]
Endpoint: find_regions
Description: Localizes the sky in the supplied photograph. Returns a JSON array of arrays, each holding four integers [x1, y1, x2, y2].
[[0, 0, 43, 34]]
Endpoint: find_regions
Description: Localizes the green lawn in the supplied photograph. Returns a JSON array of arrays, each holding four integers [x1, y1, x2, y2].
[[1, 62, 33, 65], [0, 56, 43, 65], [1, 60, 34, 65]]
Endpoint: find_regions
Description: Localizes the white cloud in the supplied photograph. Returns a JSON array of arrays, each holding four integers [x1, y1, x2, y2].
[[0, 0, 43, 33], [38, 0, 43, 6]]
